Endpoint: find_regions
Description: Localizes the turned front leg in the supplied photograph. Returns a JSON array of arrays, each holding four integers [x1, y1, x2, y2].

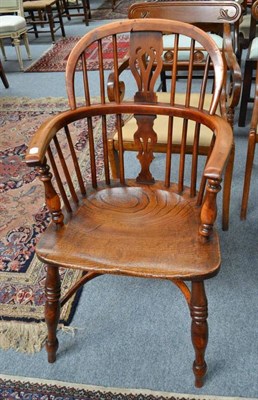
[[45, 264, 61, 363], [190, 281, 208, 388]]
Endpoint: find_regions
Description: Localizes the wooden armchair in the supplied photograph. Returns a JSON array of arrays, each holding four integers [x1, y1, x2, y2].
[[26, 19, 233, 388], [108, 1, 242, 231]]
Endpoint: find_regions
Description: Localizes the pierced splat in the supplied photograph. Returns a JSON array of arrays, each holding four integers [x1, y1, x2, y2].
[[129, 31, 163, 184], [134, 114, 157, 184], [129, 30, 163, 102]]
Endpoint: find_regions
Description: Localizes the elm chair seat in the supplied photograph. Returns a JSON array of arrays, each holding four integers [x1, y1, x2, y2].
[[37, 182, 221, 278]]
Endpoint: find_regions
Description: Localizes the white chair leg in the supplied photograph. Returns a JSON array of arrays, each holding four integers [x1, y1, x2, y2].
[[13, 37, 24, 70], [23, 33, 32, 60]]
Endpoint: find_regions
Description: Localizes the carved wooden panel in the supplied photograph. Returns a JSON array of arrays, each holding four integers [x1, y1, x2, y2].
[[128, 31, 163, 183], [128, 1, 242, 24], [129, 30, 163, 100]]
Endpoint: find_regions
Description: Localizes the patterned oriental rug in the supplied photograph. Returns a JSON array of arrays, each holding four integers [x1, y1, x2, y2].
[[0, 375, 254, 400], [90, 0, 143, 20], [25, 34, 130, 73], [0, 97, 105, 353]]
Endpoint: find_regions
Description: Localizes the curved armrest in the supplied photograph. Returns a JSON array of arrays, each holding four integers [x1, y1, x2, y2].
[[203, 114, 233, 179], [198, 113, 233, 238], [222, 23, 242, 114], [26, 107, 95, 166]]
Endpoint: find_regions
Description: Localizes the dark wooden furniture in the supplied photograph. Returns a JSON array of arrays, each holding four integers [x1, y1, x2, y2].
[[26, 19, 233, 388], [238, 0, 258, 127], [0, 58, 9, 88], [61, 0, 91, 25], [23, 0, 65, 43], [107, 0, 242, 231], [240, 1, 258, 218], [239, 0, 258, 57]]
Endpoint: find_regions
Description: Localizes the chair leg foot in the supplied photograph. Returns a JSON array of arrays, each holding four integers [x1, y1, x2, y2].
[[190, 281, 208, 388], [45, 264, 61, 363]]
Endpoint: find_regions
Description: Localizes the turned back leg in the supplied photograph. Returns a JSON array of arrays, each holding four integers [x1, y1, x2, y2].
[[190, 280, 208, 388], [45, 264, 61, 363]]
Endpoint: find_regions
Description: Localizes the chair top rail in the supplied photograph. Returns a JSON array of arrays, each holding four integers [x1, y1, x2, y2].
[[128, 1, 242, 24]]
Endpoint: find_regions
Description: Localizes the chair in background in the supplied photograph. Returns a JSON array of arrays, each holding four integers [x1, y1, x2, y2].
[[108, 0, 242, 231], [238, 0, 258, 127], [240, 0, 258, 219], [61, 0, 91, 25], [0, 0, 31, 70], [23, 0, 65, 43], [0, 58, 9, 88], [127, 0, 242, 125], [238, 0, 258, 57], [26, 19, 233, 388]]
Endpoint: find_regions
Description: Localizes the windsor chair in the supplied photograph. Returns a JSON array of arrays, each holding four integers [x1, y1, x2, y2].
[[107, 1, 242, 231], [26, 19, 233, 388]]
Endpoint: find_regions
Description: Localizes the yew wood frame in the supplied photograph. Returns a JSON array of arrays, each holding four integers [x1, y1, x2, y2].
[[26, 19, 233, 388]]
